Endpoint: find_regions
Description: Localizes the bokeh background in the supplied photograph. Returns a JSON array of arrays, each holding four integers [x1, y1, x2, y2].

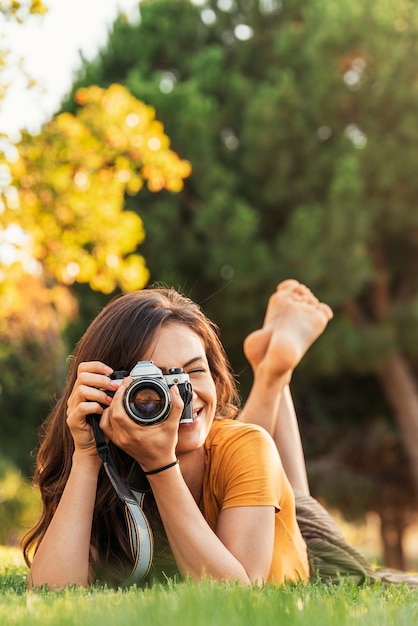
[[2, 0, 418, 571]]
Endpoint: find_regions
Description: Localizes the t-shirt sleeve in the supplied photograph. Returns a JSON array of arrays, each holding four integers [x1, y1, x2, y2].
[[217, 425, 285, 512]]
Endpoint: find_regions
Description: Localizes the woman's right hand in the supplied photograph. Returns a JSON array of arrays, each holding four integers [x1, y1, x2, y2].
[[66, 361, 120, 458]]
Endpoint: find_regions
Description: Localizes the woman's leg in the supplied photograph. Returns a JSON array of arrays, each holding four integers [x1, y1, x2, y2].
[[240, 283, 418, 584], [240, 279, 333, 496]]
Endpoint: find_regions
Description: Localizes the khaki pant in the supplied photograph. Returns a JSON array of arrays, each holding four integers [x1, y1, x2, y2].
[[295, 494, 418, 586]]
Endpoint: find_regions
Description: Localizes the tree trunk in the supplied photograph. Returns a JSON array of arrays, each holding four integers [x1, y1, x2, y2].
[[378, 504, 407, 570], [375, 352, 418, 570], [377, 353, 418, 499]]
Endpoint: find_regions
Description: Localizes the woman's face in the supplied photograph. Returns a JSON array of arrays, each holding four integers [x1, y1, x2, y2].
[[142, 322, 217, 455]]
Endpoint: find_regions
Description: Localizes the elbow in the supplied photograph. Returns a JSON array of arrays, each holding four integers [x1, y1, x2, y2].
[[28, 570, 90, 591]]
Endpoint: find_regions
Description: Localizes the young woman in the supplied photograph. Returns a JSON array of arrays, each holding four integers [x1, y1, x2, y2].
[[25, 274, 418, 590], [24, 281, 331, 588], [23, 279, 335, 589]]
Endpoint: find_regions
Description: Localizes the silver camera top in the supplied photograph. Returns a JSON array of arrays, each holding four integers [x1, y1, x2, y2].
[[129, 360, 165, 380], [129, 361, 190, 387]]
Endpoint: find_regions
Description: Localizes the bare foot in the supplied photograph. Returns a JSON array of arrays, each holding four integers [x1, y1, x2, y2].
[[243, 279, 333, 378]]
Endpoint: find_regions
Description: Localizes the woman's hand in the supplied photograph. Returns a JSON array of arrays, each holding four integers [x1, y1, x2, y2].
[[66, 361, 119, 460], [30, 362, 119, 589], [100, 377, 182, 472]]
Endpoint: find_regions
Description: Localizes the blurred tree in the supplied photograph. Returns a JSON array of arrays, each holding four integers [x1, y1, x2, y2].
[[0, 0, 48, 475], [0, 83, 190, 472], [64, 0, 418, 567], [0, 455, 41, 545], [0, 272, 73, 472], [2, 83, 191, 295]]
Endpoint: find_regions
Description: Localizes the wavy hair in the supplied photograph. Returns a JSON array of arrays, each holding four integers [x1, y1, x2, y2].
[[22, 287, 240, 583]]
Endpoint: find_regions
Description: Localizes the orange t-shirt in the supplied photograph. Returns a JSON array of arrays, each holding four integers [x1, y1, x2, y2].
[[202, 419, 309, 584]]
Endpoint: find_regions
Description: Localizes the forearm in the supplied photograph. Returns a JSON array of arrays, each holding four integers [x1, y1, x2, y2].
[[148, 465, 252, 584], [29, 454, 100, 589], [274, 386, 310, 495]]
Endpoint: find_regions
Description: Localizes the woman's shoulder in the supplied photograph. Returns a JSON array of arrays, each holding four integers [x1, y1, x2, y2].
[[206, 418, 276, 453], [204, 419, 283, 496]]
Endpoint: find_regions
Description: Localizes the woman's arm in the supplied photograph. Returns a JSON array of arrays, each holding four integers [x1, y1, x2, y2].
[[101, 381, 276, 585], [240, 370, 310, 496], [29, 361, 119, 589], [29, 455, 101, 589], [147, 465, 275, 584]]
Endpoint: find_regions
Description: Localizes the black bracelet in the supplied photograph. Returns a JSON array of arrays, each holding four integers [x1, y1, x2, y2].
[[143, 459, 179, 475]]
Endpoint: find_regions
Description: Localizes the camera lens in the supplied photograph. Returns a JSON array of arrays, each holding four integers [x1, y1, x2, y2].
[[124, 378, 171, 424], [131, 389, 164, 419]]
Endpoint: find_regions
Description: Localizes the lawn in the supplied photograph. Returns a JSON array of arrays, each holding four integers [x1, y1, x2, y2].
[[1, 547, 418, 626]]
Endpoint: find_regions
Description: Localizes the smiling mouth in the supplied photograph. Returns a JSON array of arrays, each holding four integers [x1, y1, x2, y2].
[[180, 407, 201, 425], [194, 407, 204, 421]]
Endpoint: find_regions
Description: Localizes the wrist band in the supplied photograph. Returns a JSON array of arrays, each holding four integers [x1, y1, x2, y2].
[[144, 459, 179, 475]]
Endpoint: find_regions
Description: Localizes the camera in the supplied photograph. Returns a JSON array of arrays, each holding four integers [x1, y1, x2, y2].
[[109, 361, 194, 426]]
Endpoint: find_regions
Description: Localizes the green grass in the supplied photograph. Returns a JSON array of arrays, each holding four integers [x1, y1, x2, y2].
[[1, 547, 418, 626]]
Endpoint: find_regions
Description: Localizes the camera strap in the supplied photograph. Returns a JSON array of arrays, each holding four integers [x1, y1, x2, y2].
[[88, 415, 153, 584]]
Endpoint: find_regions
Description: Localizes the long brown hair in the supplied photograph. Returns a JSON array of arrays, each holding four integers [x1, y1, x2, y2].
[[22, 287, 240, 583]]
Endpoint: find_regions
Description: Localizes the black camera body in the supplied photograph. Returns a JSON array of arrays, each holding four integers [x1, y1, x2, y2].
[[109, 360, 193, 426]]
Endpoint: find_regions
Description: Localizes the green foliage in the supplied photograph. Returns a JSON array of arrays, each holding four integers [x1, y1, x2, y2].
[[0, 459, 40, 545], [0, 276, 69, 474], [66, 0, 418, 382], [0, 343, 55, 475]]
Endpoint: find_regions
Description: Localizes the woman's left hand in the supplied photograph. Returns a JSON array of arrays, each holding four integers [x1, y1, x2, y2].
[[99, 377, 182, 471]]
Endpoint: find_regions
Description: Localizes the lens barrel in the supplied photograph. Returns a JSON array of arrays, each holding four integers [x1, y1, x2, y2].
[[124, 377, 171, 425]]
